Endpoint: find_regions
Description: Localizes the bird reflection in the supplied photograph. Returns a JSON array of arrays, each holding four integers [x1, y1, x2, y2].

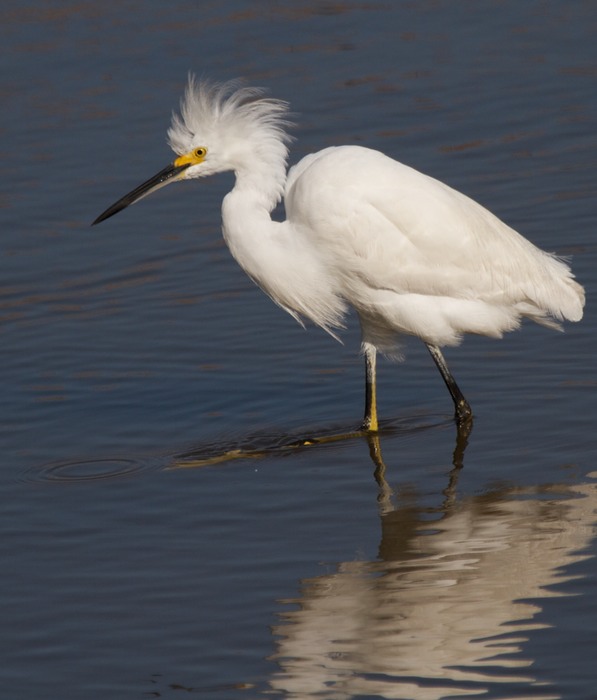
[[170, 421, 595, 697], [267, 470, 596, 699]]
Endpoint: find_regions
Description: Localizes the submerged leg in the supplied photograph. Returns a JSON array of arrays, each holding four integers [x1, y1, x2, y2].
[[425, 343, 472, 426], [361, 343, 379, 432]]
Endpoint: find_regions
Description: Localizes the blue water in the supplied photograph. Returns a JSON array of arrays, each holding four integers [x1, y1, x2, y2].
[[1, 2, 596, 698]]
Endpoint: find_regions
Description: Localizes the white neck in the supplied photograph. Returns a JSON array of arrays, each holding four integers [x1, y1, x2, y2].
[[220, 165, 346, 336], [221, 160, 286, 278]]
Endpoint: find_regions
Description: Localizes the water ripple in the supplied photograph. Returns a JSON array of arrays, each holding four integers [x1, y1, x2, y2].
[[22, 456, 164, 484]]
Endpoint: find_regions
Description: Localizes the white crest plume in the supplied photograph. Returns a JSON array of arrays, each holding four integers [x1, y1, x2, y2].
[[167, 76, 293, 158]]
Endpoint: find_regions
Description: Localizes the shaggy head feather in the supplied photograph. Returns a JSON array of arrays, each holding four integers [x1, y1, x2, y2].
[[167, 76, 293, 169]]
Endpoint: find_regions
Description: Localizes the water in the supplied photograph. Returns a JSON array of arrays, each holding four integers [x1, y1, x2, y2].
[[1, 1, 596, 698]]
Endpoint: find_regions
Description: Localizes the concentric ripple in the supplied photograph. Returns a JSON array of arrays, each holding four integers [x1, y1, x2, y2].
[[22, 456, 164, 484]]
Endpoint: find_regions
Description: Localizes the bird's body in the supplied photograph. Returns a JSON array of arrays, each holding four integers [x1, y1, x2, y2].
[[281, 145, 582, 351], [94, 78, 584, 430]]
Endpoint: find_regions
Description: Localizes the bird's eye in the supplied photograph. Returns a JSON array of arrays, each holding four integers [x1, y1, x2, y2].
[[194, 147, 207, 159]]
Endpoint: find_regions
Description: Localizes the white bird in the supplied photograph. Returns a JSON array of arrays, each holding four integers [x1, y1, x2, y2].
[[94, 77, 585, 431]]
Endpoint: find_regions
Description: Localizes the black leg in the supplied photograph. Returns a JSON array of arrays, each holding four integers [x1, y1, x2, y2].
[[425, 343, 472, 426], [361, 343, 379, 432]]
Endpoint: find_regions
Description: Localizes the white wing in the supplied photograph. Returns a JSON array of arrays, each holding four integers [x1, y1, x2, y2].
[[285, 146, 583, 347]]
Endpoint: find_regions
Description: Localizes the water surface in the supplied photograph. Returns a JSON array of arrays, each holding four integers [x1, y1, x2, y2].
[[1, 2, 596, 698]]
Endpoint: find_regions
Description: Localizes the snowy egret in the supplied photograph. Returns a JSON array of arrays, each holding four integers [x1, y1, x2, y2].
[[94, 77, 584, 431]]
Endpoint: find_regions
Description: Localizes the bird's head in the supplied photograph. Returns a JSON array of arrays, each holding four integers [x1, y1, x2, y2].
[[93, 76, 292, 225]]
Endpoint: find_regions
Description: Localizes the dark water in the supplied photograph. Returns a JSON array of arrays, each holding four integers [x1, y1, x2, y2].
[[1, 2, 596, 698]]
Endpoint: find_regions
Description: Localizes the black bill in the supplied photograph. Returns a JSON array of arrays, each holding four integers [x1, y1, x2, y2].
[[92, 162, 191, 225]]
